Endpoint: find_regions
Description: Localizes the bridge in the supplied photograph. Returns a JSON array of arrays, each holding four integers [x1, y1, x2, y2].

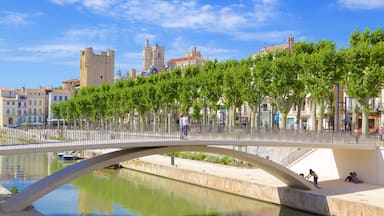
[[0, 127, 383, 213]]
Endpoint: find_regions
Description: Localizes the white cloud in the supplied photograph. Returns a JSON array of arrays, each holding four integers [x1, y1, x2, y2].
[[338, 0, 384, 9], [64, 25, 117, 40], [0, 56, 41, 62], [49, 0, 78, 5], [49, 0, 280, 34], [0, 11, 43, 26], [118, 52, 142, 71], [21, 44, 84, 57], [134, 33, 156, 44], [83, 0, 116, 11], [251, 0, 279, 22], [231, 30, 297, 42]]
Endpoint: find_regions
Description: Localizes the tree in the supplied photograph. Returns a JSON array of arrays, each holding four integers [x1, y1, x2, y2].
[[345, 28, 384, 134], [268, 50, 301, 130], [200, 60, 223, 129], [301, 40, 342, 131]]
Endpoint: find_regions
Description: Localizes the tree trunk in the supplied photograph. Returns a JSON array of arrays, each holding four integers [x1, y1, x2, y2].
[[280, 112, 287, 130], [352, 100, 358, 130], [317, 102, 325, 132], [310, 100, 316, 131], [296, 101, 302, 130], [361, 109, 368, 135]]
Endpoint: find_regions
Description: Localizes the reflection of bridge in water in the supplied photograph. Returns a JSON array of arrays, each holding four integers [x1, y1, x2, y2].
[[0, 127, 383, 213]]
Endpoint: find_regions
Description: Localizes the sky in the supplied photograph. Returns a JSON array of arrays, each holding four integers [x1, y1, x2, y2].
[[1, 0, 384, 89]]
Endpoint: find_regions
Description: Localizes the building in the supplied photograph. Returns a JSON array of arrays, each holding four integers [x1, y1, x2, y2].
[[62, 79, 80, 91], [142, 39, 165, 73], [167, 46, 205, 71], [16, 92, 27, 127], [80, 48, 115, 87], [22, 88, 50, 127], [252, 35, 295, 57], [47, 89, 73, 126], [0, 88, 18, 128]]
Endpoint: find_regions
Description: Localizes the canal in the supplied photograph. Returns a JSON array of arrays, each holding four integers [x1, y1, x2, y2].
[[0, 153, 317, 215]]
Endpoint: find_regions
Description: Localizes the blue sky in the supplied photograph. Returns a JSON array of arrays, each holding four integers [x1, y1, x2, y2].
[[1, 0, 384, 89]]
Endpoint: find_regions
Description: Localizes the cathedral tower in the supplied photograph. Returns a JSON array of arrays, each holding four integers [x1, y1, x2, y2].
[[142, 39, 165, 73]]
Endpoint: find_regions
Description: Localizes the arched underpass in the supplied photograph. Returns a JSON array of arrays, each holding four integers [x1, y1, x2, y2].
[[0, 145, 318, 213]]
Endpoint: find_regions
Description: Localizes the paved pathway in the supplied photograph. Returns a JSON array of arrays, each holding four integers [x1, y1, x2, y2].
[[136, 154, 384, 210]]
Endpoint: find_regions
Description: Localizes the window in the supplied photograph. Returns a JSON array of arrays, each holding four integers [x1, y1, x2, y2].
[[59, 96, 62, 101], [39, 100, 42, 105], [64, 96, 68, 100], [34, 100, 36, 105], [33, 108, 37, 115], [54, 96, 57, 101]]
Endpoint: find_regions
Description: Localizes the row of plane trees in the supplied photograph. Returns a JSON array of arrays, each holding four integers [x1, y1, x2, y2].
[[51, 28, 384, 135]]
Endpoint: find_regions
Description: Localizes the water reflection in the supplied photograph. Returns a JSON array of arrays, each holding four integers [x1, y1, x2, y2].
[[0, 153, 317, 216]]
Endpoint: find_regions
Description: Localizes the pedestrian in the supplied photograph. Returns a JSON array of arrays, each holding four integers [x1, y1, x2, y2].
[[182, 114, 189, 139], [305, 169, 319, 188], [354, 127, 361, 144], [179, 114, 184, 139]]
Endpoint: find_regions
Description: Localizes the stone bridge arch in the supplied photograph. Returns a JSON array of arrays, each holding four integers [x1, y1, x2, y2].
[[1, 145, 317, 213]]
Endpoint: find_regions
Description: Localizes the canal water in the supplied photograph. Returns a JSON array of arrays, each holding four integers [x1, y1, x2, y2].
[[0, 153, 318, 216]]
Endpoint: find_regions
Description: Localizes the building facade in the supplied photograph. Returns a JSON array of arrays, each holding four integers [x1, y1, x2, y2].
[[47, 89, 73, 126], [0, 89, 18, 128], [23, 88, 49, 127], [80, 48, 115, 87], [167, 46, 205, 71]]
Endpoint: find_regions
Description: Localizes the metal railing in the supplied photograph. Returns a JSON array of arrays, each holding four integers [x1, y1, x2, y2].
[[1, 124, 383, 146]]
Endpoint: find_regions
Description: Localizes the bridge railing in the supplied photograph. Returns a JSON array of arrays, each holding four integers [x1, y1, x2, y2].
[[1, 124, 383, 146]]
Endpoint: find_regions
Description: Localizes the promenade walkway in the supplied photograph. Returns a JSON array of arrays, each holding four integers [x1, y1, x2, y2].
[[132, 154, 384, 215]]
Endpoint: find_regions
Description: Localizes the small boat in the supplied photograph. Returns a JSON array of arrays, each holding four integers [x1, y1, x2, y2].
[[57, 151, 80, 160], [62, 153, 79, 160], [105, 164, 123, 169]]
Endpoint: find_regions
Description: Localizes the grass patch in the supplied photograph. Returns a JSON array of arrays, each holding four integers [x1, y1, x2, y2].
[[168, 152, 253, 167]]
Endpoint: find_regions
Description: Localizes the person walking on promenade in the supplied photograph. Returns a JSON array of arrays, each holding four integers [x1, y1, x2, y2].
[[182, 114, 190, 139], [354, 127, 361, 144], [179, 114, 184, 139], [306, 169, 319, 188]]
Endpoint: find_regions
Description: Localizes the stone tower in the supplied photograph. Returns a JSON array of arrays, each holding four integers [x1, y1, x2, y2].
[[80, 48, 115, 87], [142, 39, 165, 72]]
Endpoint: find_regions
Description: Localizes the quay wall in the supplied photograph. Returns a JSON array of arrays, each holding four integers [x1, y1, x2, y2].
[[120, 158, 329, 215], [82, 149, 384, 216]]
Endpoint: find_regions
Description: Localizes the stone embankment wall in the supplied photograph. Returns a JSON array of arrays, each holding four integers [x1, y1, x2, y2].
[[121, 158, 329, 215], [83, 149, 384, 216]]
